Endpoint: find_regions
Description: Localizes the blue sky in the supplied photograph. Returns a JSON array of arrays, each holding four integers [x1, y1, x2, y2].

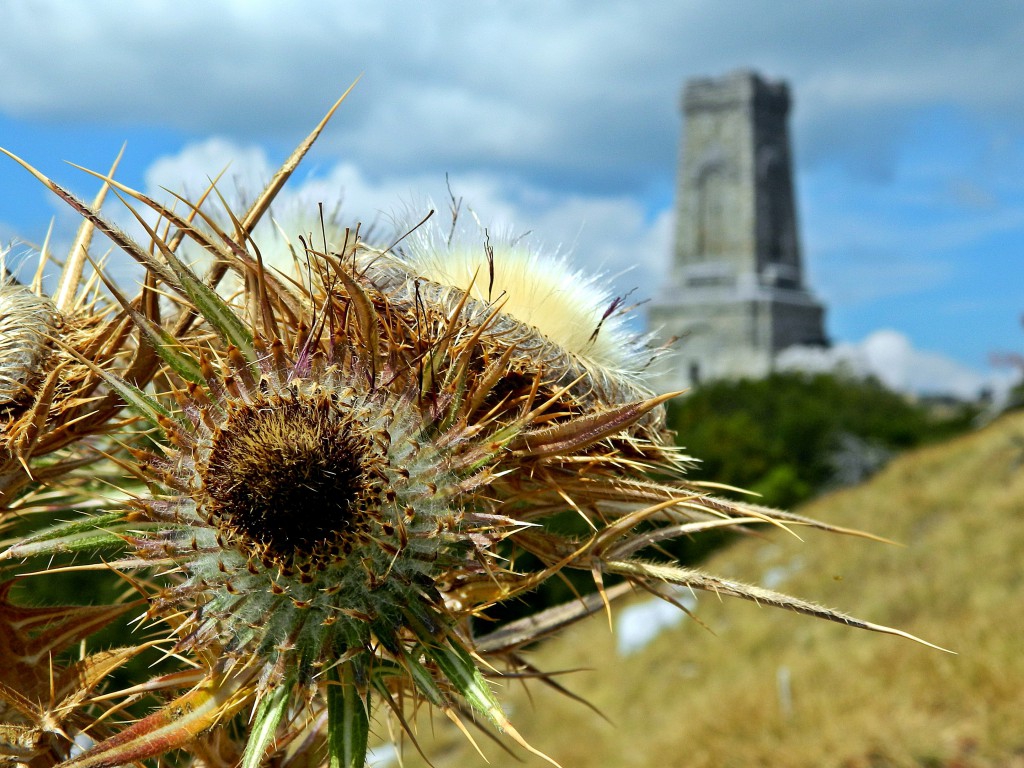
[[1, 1, 1021, 397]]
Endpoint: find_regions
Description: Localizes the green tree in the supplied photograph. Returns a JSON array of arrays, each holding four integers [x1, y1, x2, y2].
[[667, 372, 978, 509]]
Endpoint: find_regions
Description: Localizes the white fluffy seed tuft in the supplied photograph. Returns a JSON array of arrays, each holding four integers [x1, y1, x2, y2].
[[400, 215, 650, 379]]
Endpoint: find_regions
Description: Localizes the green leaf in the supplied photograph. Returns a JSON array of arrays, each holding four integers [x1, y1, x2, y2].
[[241, 682, 292, 768], [81, 251, 205, 385], [133, 312, 206, 385], [398, 648, 446, 708], [422, 637, 506, 732], [1, 511, 135, 559], [118, 196, 257, 364], [166, 249, 257, 365], [327, 663, 369, 768], [55, 337, 179, 433]]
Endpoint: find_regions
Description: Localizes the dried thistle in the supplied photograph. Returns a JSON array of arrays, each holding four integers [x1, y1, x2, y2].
[[0, 577, 145, 768], [0, 266, 58, 409], [0, 150, 169, 510], [353, 237, 667, 444], [0, 88, 948, 768]]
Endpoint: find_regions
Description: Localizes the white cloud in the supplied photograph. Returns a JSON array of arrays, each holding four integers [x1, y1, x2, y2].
[[144, 139, 275, 205], [140, 138, 672, 312], [776, 329, 1019, 401]]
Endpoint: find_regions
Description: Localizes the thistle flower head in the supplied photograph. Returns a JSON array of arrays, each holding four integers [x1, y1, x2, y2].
[[0, 140, 177, 514], [350, 244, 669, 452], [135, 329, 482, 691], [401, 216, 649, 381]]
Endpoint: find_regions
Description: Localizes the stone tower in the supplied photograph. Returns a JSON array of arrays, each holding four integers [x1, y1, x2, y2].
[[649, 70, 827, 392]]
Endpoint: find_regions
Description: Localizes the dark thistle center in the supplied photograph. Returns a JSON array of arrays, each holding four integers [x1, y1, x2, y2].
[[202, 396, 373, 562]]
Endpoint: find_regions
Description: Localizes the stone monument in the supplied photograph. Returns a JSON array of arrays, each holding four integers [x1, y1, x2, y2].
[[648, 70, 827, 392]]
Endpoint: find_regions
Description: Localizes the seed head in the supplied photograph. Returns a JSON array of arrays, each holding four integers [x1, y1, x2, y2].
[[0, 150, 166, 507], [402, 217, 648, 379], [353, 244, 670, 449], [0, 274, 56, 408]]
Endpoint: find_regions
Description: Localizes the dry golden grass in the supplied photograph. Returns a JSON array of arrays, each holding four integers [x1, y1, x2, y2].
[[392, 410, 1024, 767]]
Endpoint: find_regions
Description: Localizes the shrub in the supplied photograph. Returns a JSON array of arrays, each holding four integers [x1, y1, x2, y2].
[[667, 371, 979, 509]]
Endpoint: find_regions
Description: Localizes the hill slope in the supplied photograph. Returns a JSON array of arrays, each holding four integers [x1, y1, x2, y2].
[[393, 410, 1024, 767]]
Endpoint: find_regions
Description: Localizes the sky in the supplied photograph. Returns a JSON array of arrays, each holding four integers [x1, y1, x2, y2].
[[1, 1, 1022, 399]]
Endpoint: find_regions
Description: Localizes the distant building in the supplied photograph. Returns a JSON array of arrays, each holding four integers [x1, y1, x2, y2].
[[649, 70, 828, 393]]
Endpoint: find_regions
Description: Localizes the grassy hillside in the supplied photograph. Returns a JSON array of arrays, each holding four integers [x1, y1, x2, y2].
[[389, 410, 1024, 767]]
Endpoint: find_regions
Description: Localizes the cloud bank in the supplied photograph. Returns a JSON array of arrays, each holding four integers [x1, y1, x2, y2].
[[3, 1, 1023, 189], [777, 329, 1019, 401]]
